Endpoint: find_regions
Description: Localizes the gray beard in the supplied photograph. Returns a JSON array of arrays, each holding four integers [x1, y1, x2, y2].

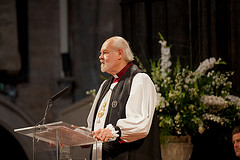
[[101, 64, 108, 72]]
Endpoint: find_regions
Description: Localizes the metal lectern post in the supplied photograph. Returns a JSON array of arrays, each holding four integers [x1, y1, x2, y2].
[[56, 129, 59, 160]]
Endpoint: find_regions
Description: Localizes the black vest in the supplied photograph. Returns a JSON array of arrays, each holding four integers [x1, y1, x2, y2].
[[93, 64, 162, 160]]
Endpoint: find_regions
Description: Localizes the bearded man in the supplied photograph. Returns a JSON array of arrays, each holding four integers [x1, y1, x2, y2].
[[87, 36, 161, 160]]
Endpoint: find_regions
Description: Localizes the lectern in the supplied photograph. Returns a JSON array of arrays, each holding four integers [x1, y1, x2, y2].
[[14, 121, 97, 160]]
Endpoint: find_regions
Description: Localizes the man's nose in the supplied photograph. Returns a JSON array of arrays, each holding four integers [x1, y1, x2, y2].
[[234, 143, 239, 148], [99, 53, 103, 59]]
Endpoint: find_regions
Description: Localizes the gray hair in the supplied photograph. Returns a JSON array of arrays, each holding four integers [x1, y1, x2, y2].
[[111, 36, 134, 62]]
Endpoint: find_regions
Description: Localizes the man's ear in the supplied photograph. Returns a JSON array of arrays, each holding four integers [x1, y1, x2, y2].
[[117, 49, 124, 60]]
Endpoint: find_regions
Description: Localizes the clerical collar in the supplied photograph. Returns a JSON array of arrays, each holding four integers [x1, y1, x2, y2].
[[112, 62, 133, 83]]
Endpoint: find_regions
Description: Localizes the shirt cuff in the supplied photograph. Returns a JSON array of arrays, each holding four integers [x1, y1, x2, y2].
[[106, 124, 119, 141]]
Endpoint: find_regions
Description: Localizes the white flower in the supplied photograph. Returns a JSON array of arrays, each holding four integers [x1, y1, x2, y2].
[[159, 40, 171, 78], [161, 47, 170, 56], [200, 95, 228, 111], [159, 40, 167, 47], [202, 113, 228, 125], [157, 93, 166, 109], [226, 95, 240, 108], [194, 57, 217, 76]]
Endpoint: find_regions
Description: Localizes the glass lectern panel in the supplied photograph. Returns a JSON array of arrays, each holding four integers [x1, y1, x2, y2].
[[14, 121, 96, 146], [14, 121, 97, 160]]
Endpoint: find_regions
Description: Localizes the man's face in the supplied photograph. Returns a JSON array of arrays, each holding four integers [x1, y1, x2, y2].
[[99, 40, 119, 75], [233, 133, 240, 157]]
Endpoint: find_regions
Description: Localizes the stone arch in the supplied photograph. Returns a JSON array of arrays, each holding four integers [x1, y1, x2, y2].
[[0, 96, 33, 159], [0, 96, 53, 160]]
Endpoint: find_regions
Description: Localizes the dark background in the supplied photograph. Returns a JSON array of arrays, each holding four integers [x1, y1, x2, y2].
[[0, 0, 239, 159]]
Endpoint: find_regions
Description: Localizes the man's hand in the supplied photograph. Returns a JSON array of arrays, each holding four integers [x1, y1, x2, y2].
[[49, 141, 64, 148], [91, 128, 112, 142]]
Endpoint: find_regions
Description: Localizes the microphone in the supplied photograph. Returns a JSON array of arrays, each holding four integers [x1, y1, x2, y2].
[[50, 86, 70, 102], [36, 86, 71, 126]]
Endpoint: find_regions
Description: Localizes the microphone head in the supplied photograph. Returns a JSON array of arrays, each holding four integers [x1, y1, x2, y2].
[[50, 86, 70, 102]]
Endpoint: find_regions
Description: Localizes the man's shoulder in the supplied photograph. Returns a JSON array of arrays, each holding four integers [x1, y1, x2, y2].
[[133, 72, 151, 81]]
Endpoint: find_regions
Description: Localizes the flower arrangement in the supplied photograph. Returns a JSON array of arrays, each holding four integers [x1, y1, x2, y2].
[[150, 33, 240, 137]]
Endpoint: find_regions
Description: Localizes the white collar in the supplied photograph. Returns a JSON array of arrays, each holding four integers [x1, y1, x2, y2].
[[113, 75, 119, 78]]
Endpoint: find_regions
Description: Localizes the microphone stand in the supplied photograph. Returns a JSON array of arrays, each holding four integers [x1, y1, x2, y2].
[[33, 99, 53, 160], [42, 99, 53, 125], [33, 86, 70, 160], [35, 99, 53, 126]]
